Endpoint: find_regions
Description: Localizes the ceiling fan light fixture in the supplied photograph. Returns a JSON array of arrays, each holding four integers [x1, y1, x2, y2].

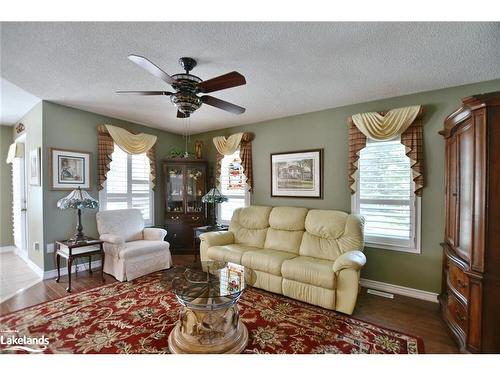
[[170, 92, 202, 115]]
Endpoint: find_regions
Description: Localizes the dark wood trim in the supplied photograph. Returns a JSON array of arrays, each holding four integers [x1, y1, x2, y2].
[[48, 147, 92, 191], [270, 148, 324, 199]]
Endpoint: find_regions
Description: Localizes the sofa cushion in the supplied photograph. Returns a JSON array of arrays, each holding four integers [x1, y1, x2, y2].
[[299, 210, 364, 261], [263, 207, 308, 254], [207, 244, 259, 264], [264, 228, 304, 254], [281, 256, 336, 289], [229, 206, 272, 248], [241, 249, 297, 276], [268, 206, 308, 231], [119, 240, 169, 260], [96, 209, 144, 242]]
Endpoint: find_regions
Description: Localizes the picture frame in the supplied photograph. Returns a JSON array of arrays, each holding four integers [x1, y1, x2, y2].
[[49, 148, 91, 190], [270, 149, 323, 198], [29, 147, 41, 186]]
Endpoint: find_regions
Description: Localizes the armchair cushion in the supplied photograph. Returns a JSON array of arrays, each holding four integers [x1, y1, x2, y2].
[[96, 209, 144, 242], [332, 250, 366, 273], [99, 233, 125, 245], [119, 240, 170, 260], [200, 231, 234, 247], [143, 227, 167, 241]]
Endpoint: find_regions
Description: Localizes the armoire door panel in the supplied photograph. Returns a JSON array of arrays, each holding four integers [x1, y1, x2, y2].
[[445, 137, 458, 247], [456, 121, 474, 262], [472, 110, 486, 273]]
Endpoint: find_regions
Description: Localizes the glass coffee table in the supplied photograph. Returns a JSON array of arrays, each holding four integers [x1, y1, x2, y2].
[[168, 261, 248, 354]]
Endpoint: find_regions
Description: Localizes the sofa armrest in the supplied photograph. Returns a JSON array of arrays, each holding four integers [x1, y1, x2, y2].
[[99, 233, 125, 245], [200, 231, 234, 247], [143, 227, 167, 241], [333, 250, 366, 273]]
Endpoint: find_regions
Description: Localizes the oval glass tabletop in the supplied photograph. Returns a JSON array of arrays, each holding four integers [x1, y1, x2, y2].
[[171, 261, 246, 310]]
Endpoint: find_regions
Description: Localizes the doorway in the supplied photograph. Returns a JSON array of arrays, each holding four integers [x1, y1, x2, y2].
[[0, 135, 40, 303], [12, 135, 27, 259]]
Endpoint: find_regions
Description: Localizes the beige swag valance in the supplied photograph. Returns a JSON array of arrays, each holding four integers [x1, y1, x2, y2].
[[213, 132, 255, 191], [105, 124, 157, 154], [348, 106, 424, 196], [97, 125, 158, 190], [5, 142, 24, 164]]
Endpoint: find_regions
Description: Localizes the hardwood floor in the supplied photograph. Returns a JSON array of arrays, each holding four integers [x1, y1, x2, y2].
[[0, 254, 459, 353]]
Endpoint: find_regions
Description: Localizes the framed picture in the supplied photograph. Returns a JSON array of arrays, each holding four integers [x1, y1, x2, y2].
[[270, 149, 323, 198], [49, 148, 91, 190], [29, 148, 41, 186]]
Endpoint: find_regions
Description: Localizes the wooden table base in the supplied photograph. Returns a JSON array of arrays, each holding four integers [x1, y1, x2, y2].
[[168, 304, 248, 354]]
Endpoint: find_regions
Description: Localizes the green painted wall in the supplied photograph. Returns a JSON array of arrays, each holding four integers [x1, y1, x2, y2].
[[194, 78, 500, 293], [0, 125, 14, 246], [13, 103, 45, 269], [42, 102, 184, 270]]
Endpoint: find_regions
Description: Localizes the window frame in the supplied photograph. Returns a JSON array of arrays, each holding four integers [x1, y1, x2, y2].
[[351, 138, 421, 254], [216, 150, 251, 226], [99, 145, 155, 227]]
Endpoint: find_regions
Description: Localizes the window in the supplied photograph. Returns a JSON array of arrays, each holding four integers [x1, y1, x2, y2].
[[99, 144, 154, 226], [217, 150, 250, 225], [352, 138, 421, 253]]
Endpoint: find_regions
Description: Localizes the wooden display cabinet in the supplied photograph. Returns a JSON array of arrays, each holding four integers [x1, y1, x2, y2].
[[163, 159, 208, 253]]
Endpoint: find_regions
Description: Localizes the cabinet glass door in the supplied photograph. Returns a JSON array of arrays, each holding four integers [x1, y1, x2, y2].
[[166, 166, 184, 213], [186, 166, 205, 215]]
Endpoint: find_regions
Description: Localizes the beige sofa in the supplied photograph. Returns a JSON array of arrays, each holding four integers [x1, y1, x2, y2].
[[200, 206, 365, 314], [96, 209, 172, 281]]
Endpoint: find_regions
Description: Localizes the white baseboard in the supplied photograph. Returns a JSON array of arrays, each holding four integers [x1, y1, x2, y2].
[[360, 278, 439, 303], [13, 247, 44, 278], [43, 260, 102, 280], [0, 245, 16, 253], [1, 246, 44, 278]]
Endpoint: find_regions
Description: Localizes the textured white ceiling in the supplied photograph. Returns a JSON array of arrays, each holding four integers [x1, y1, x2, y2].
[[1, 22, 499, 134], [0, 78, 40, 125]]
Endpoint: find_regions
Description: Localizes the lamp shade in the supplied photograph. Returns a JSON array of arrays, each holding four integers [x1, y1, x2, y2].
[[57, 187, 99, 210], [201, 187, 228, 204]]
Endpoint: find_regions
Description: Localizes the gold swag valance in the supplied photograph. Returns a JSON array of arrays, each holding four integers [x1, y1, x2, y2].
[[213, 132, 254, 191], [351, 105, 421, 140], [348, 106, 424, 196], [97, 125, 158, 190], [105, 124, 157, 154], [213, 133, 244, 155]]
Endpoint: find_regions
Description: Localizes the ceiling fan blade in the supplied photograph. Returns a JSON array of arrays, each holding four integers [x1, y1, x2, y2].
[[197, 71, 246, 93], [177, 110, 188, 118], [201, 95, 246, 114], [128, 54, 178, 86], [116, 90, 173, 96]]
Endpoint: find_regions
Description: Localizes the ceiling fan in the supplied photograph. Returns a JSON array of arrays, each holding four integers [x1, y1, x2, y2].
[[117, 54, 246, 118]]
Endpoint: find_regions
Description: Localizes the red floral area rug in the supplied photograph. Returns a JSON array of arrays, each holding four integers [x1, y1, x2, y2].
[[0, 268, 424, 354]]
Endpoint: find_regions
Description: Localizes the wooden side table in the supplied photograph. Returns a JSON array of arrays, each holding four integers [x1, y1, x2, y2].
[[55, 238, 105, 292], [192, 225, 229, 261]]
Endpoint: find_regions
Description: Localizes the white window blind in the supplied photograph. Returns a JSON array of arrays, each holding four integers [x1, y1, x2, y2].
[[99, 144, 154, 226], [352, 138, 420, 253], [217, 150, 250, 224]]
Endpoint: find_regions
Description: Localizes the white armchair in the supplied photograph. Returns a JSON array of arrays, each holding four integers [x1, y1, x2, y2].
[[96, 209, 172, 281]]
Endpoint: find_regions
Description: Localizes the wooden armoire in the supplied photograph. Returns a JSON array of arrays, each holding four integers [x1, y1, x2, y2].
[[439, 92, 500, 353]]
